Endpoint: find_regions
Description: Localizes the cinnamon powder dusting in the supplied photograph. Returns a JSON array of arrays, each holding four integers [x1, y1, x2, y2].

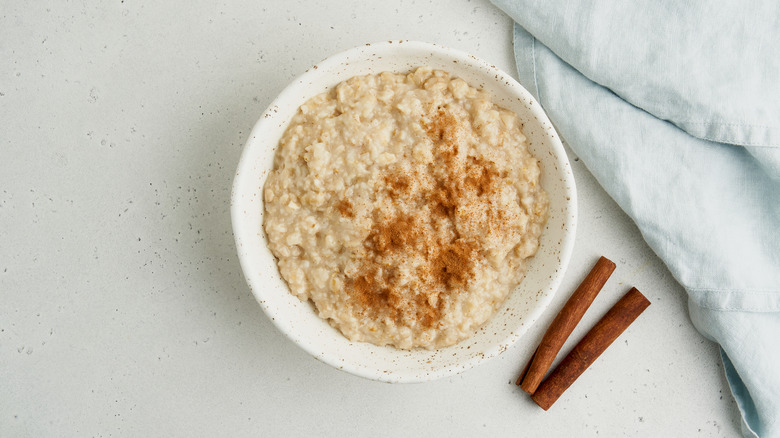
[[335, 199, 354, 218], [384, 174, 410, 201], [345, 106, 506, 331]]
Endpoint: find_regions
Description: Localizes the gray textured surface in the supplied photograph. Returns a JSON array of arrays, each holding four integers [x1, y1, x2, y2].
[[0, 1, 741, 436]]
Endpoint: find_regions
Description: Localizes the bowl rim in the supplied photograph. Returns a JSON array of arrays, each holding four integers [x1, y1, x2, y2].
[[231, 40, 577, 382]]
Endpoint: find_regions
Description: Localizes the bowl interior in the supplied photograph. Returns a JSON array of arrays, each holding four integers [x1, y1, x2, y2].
[[231, 41, 576, 383]]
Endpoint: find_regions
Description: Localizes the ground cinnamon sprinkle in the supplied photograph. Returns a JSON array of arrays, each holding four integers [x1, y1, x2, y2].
[[335, 199, 354, 218], [433, 239, 477, 289], [427, 109, 461, 169], [345, 105, 508, 330], [369, 215, 420, 255], [384, 174, 410, 201], [465, 156, 499, 196], [347, 263, 397, 319]]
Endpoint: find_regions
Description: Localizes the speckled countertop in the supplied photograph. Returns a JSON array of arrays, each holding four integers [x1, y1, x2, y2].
[[0, 1, 741, 436]]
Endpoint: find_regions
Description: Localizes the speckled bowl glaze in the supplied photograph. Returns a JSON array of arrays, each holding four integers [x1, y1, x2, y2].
[[231, 41, 577, 383]]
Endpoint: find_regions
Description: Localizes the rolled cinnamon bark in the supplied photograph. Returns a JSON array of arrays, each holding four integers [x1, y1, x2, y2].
[[518, 256, 616, 393], [531, 287, 651, 410]]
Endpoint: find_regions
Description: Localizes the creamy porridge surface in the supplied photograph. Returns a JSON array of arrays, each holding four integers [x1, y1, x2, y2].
[[263, 67, 549, 349]]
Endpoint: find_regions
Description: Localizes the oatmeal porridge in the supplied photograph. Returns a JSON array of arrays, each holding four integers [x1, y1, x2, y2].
[[263, 67, 548, 349]]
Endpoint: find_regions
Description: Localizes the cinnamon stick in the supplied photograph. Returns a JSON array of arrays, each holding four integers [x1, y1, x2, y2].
[[531, 287, 651, 411], [518, 256, 616, 393]]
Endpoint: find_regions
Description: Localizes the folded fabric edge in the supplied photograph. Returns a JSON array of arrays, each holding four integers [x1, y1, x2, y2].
[[688, 287, 780, 313], [689, 298, 780, 438], [721, 349, 760, 438], [512, 23, 541, 104]]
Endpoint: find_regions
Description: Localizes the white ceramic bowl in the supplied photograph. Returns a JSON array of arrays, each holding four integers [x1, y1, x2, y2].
[[231, 41, 576, 383]]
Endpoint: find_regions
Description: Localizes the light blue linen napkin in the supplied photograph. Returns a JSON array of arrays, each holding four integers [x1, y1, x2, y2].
[[489, 1, 780, 436]]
